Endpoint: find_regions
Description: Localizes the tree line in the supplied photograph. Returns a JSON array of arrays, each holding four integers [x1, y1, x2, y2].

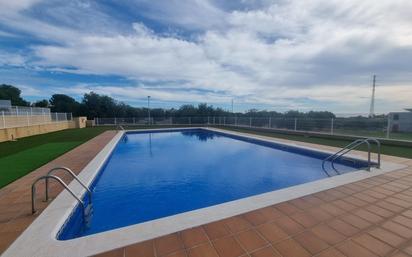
[[0, 84, 337, 119]]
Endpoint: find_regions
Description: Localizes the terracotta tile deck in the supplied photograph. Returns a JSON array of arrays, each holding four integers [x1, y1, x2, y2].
[[2, 129, 412, 257], [0, 131, 117, 253]]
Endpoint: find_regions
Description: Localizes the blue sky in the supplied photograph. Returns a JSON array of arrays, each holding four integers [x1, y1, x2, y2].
[[0, 0, 411, 114]]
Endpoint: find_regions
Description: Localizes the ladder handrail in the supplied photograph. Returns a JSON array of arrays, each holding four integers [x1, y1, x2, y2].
[[331, 140, 371, 172], [32, 175, 84, 214], [321, 139, 364, 171], [46, 167, 92, 203], [322, 138, 381, 174], [116, 125, 125, 131]]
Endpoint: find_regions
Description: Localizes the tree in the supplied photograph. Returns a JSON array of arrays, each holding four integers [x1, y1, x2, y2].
[[0, 84, 30, 106], [49, 94, 79, 114], [33, 99, 49, 108]]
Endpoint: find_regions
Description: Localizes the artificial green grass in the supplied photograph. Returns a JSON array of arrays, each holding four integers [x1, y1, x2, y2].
[[0, 142, 80, 188], [0, 127, 110, 188]]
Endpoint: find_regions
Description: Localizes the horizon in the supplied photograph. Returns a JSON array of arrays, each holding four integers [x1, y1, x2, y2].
[[0, 1, 411, 114]]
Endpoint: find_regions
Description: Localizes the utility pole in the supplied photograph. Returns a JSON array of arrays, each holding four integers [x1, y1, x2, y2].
[[147, 96, 151, 125], [369, 75, 376, 118]]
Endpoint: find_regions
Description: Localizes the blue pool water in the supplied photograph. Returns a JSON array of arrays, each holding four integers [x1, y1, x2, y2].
[[59, 129, 367, 240]]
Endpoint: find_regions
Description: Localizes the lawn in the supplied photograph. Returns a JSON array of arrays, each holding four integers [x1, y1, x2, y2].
[[1, 125, 411, 189], [0, 127, 110, 188], [216, 126, 412, 159]]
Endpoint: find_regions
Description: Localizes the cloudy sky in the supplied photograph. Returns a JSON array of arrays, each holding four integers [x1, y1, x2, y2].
[[0, 0, 411, 114]]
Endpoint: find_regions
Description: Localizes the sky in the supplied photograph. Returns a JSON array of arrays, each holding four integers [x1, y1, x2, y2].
[[0, 0, 411, 114]]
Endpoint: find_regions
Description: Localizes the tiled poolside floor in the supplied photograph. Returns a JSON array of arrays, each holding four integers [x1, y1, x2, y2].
[[1, 129, 412, 257], [0, 130, 117, 253]]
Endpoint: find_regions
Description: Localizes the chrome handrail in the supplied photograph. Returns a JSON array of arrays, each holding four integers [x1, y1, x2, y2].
[[32, 175, 84, 214], [46, 167, 92, 203], [331, 140, 371, 172], [322, 138, 381, 174]]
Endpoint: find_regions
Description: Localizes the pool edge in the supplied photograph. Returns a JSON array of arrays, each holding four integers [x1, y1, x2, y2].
[[2, 127, 407, 257]]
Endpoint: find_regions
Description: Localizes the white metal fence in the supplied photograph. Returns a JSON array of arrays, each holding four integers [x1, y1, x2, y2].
[[0, 106, 72, 129], [95, 116, 412, 141]]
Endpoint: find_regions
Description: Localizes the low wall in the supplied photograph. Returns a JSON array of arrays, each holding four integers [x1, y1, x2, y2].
[[0, 117, 87, 142]]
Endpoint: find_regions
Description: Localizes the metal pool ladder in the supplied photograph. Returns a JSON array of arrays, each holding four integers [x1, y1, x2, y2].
[[322, 138, 381, 176], [31, 167, 92, 216]]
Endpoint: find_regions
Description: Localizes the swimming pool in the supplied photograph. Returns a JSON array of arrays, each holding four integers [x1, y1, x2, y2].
[[58, 128, 368, 240]]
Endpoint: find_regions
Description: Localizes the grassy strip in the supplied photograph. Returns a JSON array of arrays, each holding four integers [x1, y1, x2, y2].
[[215, 126, 412, 159], [0, 127, 110, 188]]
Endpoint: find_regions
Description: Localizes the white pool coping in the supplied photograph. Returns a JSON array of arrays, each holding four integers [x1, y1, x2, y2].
[[2, 127, 407, 257]]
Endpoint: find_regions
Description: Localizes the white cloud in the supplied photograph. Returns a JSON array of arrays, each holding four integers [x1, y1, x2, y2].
[[1, 0, 412, 113]]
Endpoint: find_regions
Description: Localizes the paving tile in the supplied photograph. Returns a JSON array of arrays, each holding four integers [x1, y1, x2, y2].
[[341, 196, 368, 207], [293, 231, 329, 254], [203, 221, 230, 240], [336, 240, 377, 257], [368, 227, 406, 247], [331, 199, 357, 211], [155, 233, 184, 257], [167, 250, 188, 257], [401, 210, 412, 219], [365, 205, 395, 218], [188, 243, 219, 257], [311, 224, 346, 245], [181, 227, 209, 248], [353, 233, 394, 256], [243, 210, 269, 226], [250, 246, 281, 257], [320, 203, 346, 216], [256, 222, 288, 244], [125, 240, 154, 257], [316, 248, 347, 257], [273, 216, 304, 235], [258, 207, 283, 221], [236, 229, 268, 252], [340, 214, 372, 230], [327, 219, 359, 237], [290, 211, 318, 228], [289, 198, 313, 210], [274, 202, 300, 215], [273, 238, 311, 257], [223, 216, 252, 233], [212, 236, 245, 257], [376, 200, 405, 213], [354, 209, 384, 223], [308, 207, 333, 222], [389, 251, 411, 257], [392, 215, 412, 229], [382, 221, 412, 239]]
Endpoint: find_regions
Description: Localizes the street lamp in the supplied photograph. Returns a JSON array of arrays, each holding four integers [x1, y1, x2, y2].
[[147, 96, 151, 125]]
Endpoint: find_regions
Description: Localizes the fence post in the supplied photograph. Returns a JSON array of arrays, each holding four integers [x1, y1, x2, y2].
[[16, 106, 19, 116], [55, 112, 58, 122], [133, 117, 136, 124], [386, 115, 391, 139], [269, 117, 272, 128], [96, 117, 98, 125], [26, 111, 29, 126], [115, 117, 117, 125], [2, 111, 5, 128], [235, 116, 238, 126], [294, 118, 297, 131], [224, 117, 226, 125], [207, 116, 210, 124], [189, 117, 191, 125], [331, 118, 334, 135], [249, 117, 252, 127]]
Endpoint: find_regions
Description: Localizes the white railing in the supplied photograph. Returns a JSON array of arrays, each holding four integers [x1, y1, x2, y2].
[[0, 110, 72, 129], [95, 116, 412, 142]]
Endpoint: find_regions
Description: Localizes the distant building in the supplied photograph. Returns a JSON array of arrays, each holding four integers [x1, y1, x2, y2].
[[0, 100, 11, 112], [388, 109, 412, 132]]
